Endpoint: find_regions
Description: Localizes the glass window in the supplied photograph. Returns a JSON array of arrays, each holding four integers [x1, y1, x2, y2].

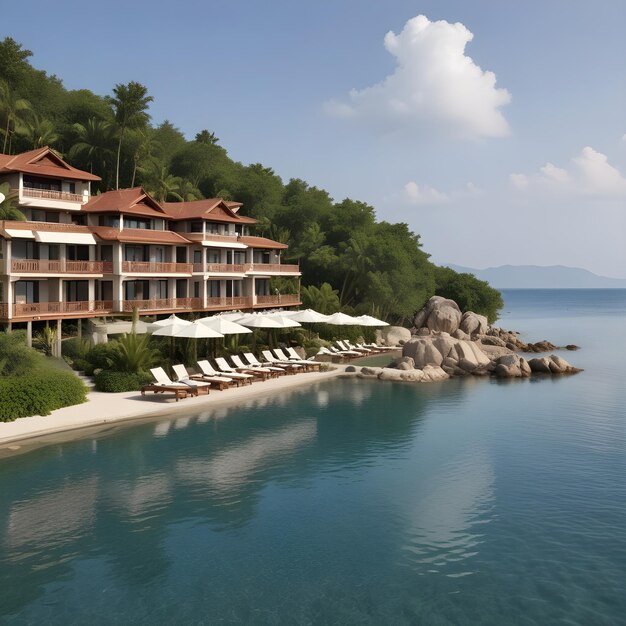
[[124, 280, 149, 301], [208, 281, 220, 297], [156, 280, 168, 299], [190, 221, 203, 233], [14, 281, 39, 304], [65, 280, 89, 302], [193, 250, 203, 264], [23, 175, 61, 191], [125, 245, 147, 262], [207, 223, 220, 234]]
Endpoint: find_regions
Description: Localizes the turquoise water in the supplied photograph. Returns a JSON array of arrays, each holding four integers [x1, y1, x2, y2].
[[1, 289, 625, 625]]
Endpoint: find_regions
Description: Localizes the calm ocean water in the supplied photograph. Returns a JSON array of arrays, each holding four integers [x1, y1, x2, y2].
[[1, 289, 625, 625]]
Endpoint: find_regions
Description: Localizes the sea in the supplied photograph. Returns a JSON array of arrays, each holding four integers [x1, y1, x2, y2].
[[0, 289, 624, 625]]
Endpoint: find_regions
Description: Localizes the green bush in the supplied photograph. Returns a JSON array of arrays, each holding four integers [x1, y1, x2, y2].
[[0, 370, 87, 422], [62, 337, 90, 361], [94, 370, 153, 393], [0, 330, 40, 376], [85, 341, 121, 371]]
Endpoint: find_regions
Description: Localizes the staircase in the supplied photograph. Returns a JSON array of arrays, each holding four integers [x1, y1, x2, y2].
[[74, 370, 96, 391]]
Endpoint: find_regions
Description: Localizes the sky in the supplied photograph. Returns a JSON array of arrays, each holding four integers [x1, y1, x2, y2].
[[2, 0, 625, 276]]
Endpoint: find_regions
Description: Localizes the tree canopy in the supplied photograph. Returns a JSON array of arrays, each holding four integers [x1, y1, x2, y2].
[[0, 36, 503, 324]]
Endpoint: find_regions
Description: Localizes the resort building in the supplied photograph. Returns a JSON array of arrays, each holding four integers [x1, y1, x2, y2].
[[0, 147, 301, 339]]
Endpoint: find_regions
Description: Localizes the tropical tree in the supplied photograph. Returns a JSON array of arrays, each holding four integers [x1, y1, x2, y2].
[[139, 159, 182, 202], [70, 117, 116, 183], [0, 80, 31, 153], [107, 332, 159, 373], [107, 81, 153, 189], [126, 127, 157, 187], [301, 283, 340, 314], [0, 182, 25, 220], [195, 129, 219, 145], [16, 112, 58, 148]]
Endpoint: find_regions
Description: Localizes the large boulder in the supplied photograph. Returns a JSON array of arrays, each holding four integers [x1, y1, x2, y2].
[[421, 365, 450, 382], [402, 339, 444, 368], [432, 333, 457, 359], [528, 357, 552, 373], [413, 296, 462, 334], [377, 325, 412, 347], [459, 311, 489, 337]]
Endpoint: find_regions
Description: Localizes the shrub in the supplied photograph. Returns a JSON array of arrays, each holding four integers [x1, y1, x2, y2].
[[106, 333, 159, 373], [85, 341, 122, 371], [0, 370, 87, 422], [62, 337, 90, 362], [94, 370, 153, 393], [0, 330, 40, 376]]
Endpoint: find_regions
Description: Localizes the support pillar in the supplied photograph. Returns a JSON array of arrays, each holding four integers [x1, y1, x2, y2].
[[55, 319, 62, 358], [26, 320, 32, 347]]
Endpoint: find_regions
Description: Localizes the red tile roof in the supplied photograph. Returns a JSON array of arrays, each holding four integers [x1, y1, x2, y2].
[[238, 235, 288, 249], [162, 199, 256, 224], [83, 188, 168, 219], [0, 147, 101, 181], [90, 226, 190, 245]]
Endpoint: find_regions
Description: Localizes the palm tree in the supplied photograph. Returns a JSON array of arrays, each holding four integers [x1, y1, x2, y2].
[[0, 182, 25, 220], [16, 113, 59, 149], [0, 80, 31, 153], [70, 117, 116, 181], [178, 178, 202, 202], [339, 234, 371, 306], [195, 130, 219, 145], [139, 159, 183, 202], [301, 283, 340, 314], [107, 82, 153, 189], [127, 127, 157, 187]]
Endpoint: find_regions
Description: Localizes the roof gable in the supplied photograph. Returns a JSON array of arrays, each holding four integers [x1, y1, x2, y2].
[[0, 147, 101, 181]]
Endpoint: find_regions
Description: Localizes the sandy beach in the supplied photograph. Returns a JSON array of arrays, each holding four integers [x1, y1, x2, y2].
[[0, 366, 348, 453]]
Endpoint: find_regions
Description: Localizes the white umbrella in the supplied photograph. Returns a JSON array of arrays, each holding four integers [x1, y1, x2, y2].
[[196, 316, 252, 335], [216, 311, 246, 321], [285, 309, 330, 323], [150, 314, 191, 328], [235, 314, 284, 329], [325, 312, 360, 325], [172, 321, 224, 339], [354, 314, 389, 327], [267, 315, 301, 329], [152, 318, 194, 336]]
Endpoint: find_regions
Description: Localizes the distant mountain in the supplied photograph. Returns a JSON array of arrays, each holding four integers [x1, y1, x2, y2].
[[445, 264, 626, 289]]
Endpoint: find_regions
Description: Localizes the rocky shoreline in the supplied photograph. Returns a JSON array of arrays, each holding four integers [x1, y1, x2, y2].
[[348, 296, 582, 383]]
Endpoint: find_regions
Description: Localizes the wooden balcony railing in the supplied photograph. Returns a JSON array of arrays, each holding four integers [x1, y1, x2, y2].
[[207, 263, 246, 273], [21, 188, 86, 203], [121, 298, 203, 312], [206, 296, 253, 309], [11, 259, 113, 274], [247, 263, 300, 273], [254, 293, 301, 306], [10, 301, 113, 317], [121, 261, 193, 274]]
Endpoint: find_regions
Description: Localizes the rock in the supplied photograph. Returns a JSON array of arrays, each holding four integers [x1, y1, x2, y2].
[[292, 346, 307, 359], [442, 356, 459, 368], [519, 358, 532, 377], [480, 336, 507, 347], [459, 311, 489, 337], [421, 364, 450, 382], [397, 362, 413, 371], [402, 339, 444, 368], [528, 357, 552, 373], [565, 344, 580, 351], [494, 363, 522, 378], [505, 342, 519, 351], [478, 343, 516, 360], [378, 325, 412, 347], [526, 340, 558, 353], [361, 366, 383, 376], [458, 358, 478, 372], [345, 365, 357, 372], [497, 354, 520, 368], [400, 369, 424, 382], [452, 329, 470, 340], [432, 335, 457, 359], [417, 327, 431, 336], [391, 356, 415, 369], [468, 342, 492, 365], [413, 296, 462, 334], [378, 368, 405, 381]]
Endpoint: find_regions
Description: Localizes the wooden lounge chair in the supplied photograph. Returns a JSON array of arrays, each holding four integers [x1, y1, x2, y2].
[[260, 350, 304, 372], [231, 354, 279, 378], [197, 360, 250, 386], [337, 340, 369, 354], [243, 352, 290, 375], [142, 367, 197, 401], [282, 347, 322, 372], [172, 363, 229, 391], [214, 357, 262, 381]]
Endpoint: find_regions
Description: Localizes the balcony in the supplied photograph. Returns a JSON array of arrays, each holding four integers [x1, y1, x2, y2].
[[121, 261, 193, 274], [247, 263, 300, 274], [206, 296, 253, 310], [254, 294, 301, 307], [121, 298, 203, 312], [11, 259, 113, 274], [193, 263, 247, 274], [21, 187, 86, 203], [6, 300, 113, 320]]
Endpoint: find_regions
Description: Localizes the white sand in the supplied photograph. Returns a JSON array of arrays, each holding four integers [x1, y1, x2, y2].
[[0, 367, 348, 451]]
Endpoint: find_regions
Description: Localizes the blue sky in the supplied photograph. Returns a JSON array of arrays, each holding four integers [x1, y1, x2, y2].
[[3, 1, 626, 276]]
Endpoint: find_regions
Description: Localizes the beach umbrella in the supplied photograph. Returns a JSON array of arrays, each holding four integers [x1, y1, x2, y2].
[[216, 311, 246, 321], [172, 321, 224, 339], [354, 314, 389, 327], [197, 316, 252, 356], [266, 315, 301, 329], [325, 312, 360, 325], [151, 316, 197, 361], [285, 309, 330, 323], [149, 314, 192, 330], [235, 314, 284, 329]]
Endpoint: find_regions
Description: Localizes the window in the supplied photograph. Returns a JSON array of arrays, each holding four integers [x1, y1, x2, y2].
[[124, 280, 149, 301], [207, 222, 220, 234], [12, 241, 39, 260], [67, 245, 89, 261], [226, 281, 242, 297], [48, 244, 60, 261], [14, 281, 39, 304], [193, 250, 203, 264], [193, 282, 200, 298], [156, 280, 168, 299], [233, 251, 246, 264], [255, 279, 270, 296], [97, 280, 113, 301], [176, 279, 187, 298], [99, 215, 120, 228], [207, 249, 220, 263], [208, 281, 220, 297], [124, 217, 151, 230], [190, 221, 204, 233], [29, 210, 60, 223], [67, 182, 76, 194], [99, 245, 113, 262], [23, 175, 61, 191], [65, 280, 89, 302], [125, 245, 147, 262]]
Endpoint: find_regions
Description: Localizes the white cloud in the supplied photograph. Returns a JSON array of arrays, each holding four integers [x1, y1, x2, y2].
[[510, 146, 626, 197], [324, 14, 511, 139], [404, 181, 449, 205]]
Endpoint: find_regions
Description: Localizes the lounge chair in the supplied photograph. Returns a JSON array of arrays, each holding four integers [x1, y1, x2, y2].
[[261, 349, 304, 372], [243, 352, 290, 375], [215, 357, 264, 381], [337, 340, 370, 353], [282, 347, 322, 372], [172, 363, 229, 391], [329, 345, 360, 358], [231, 354, 279, 378], [142, 367, 197, 401], [197, 360, 251, 385]]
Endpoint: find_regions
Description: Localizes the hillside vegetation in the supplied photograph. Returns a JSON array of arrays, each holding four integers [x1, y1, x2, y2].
[[0, 37, 503, 323]]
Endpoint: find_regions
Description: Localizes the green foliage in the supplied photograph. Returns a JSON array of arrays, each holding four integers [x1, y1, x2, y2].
[[301, 283, 340, 314], [0, 330, 40, 376], [84, 341, 122, 373], [0, 181, 26, 220], [434, 267, 504, 323], [106, 333, 159, 373], [94, 370, 152, 393], [62, 337, 90, 363], [32, 326, 57, 357], [0, 370, 86, 422]]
